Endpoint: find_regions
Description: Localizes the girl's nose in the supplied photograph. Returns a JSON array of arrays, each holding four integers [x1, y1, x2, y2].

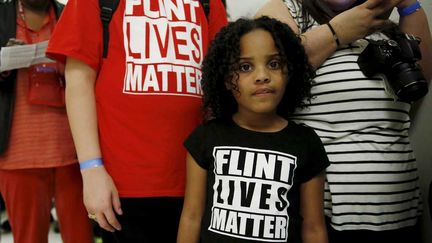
[[255, 66, 270, 83]]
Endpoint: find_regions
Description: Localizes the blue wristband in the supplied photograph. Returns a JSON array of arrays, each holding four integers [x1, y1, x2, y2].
[[79, 158, 103, 170], [398, 1, 421, 17]]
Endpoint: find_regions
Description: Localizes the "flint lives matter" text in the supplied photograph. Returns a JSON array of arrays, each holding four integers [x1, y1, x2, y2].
[[209, 146, 297, 242], [123, 0, 203, 97]]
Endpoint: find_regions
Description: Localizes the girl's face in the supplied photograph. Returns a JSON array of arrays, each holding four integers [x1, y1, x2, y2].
[[324, 0, 358, 12], [228, 29, 287, 117]]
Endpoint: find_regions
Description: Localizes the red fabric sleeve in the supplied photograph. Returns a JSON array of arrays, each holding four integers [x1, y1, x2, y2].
[[46, 0, 102, 71]]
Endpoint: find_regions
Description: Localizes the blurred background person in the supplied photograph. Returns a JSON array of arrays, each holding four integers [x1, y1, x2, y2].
[[0, 0, 93, 243]]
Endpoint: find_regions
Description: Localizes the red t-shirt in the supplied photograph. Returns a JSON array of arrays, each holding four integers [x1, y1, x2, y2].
[[47, 0, 227, 197]]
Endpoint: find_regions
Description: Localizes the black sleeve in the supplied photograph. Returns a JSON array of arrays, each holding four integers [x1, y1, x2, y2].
[[298, 126, 330, 183], [184, 123, 211, 170]]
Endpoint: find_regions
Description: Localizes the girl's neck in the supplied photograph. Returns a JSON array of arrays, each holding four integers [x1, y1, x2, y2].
[[232, 112, 288, 133]]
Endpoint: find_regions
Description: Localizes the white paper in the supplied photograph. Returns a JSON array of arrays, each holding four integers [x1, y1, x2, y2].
[[0, 40, 54, 72]]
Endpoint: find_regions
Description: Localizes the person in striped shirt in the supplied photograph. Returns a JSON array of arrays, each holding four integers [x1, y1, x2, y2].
[[256, 0, 432, 243]]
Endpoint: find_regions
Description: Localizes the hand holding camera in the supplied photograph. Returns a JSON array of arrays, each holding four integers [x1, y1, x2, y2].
[[329, 0, 403, 46], [358, 31, 428, 102]]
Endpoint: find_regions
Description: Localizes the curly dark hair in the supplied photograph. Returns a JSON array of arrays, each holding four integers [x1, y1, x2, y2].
[[201, 16, 314, 121]]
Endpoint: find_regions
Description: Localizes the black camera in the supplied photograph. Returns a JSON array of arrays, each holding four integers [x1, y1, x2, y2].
[[358, 33, 428, 102]]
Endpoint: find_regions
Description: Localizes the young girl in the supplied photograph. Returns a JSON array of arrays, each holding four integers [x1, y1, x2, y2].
[[177, 17, 329, 243]]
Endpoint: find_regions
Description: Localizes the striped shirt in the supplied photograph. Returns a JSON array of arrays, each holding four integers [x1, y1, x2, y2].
[[285, 0, 422, 231]]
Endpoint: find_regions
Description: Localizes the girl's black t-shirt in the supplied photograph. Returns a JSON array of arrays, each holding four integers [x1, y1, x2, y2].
[[184, 119, 330, 243]]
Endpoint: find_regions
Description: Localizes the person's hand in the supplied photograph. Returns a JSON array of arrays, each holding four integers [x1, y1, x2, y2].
[[0, 39, 26, 79], [5, 38, 25, 47], [329, 0, 403, 45], [81, 166, 123, 232]]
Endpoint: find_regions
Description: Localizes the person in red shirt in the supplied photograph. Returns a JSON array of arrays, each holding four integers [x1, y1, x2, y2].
[[47, 0, 227, 241], [0, 0, 93, 243]]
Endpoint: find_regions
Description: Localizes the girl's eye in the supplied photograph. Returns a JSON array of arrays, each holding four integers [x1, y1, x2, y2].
[[239, 63, 252, 72], [268, 59, 282, 70]]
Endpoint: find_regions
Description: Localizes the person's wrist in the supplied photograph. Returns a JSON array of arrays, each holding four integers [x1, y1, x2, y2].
[[79, 158, 104, 170], [327, 20, 344, 46], [326, 22, 340, 47], [397, 0, 418, 9], [397, 0, 421, 17]]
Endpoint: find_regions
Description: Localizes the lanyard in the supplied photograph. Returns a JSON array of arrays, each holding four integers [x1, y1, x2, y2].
[[17, 0, 63, 85], [17, 0, 56, 44]]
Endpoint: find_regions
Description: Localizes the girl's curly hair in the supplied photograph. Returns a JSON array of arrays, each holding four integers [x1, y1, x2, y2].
[[201, 16, 314, 121]]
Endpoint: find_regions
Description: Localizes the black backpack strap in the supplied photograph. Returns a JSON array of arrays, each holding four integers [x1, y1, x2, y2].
[[53, 0, 64, 19], [200, 0, 210, 19], [99, 0, 208, 59], [100, 0, 119, 58]]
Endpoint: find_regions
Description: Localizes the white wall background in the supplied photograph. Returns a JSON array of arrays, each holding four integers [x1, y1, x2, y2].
[[225, 0, 266, 20], [226, 0, 432, 242], [408, 1, 432, 242]]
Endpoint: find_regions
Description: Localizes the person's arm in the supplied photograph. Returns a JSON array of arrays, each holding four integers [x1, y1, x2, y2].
[[255, 0, 336, 68], [255, 0, 403, 69], [300, 171, 328, 243], [177, 153, 207, 243], [397, 0, 432, 83], [65, 57, 122, 232]]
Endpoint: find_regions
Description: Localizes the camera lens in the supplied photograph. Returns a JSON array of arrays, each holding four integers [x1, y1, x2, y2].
[[391, 63, 429, 102], [396, 81, 428, 102]]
